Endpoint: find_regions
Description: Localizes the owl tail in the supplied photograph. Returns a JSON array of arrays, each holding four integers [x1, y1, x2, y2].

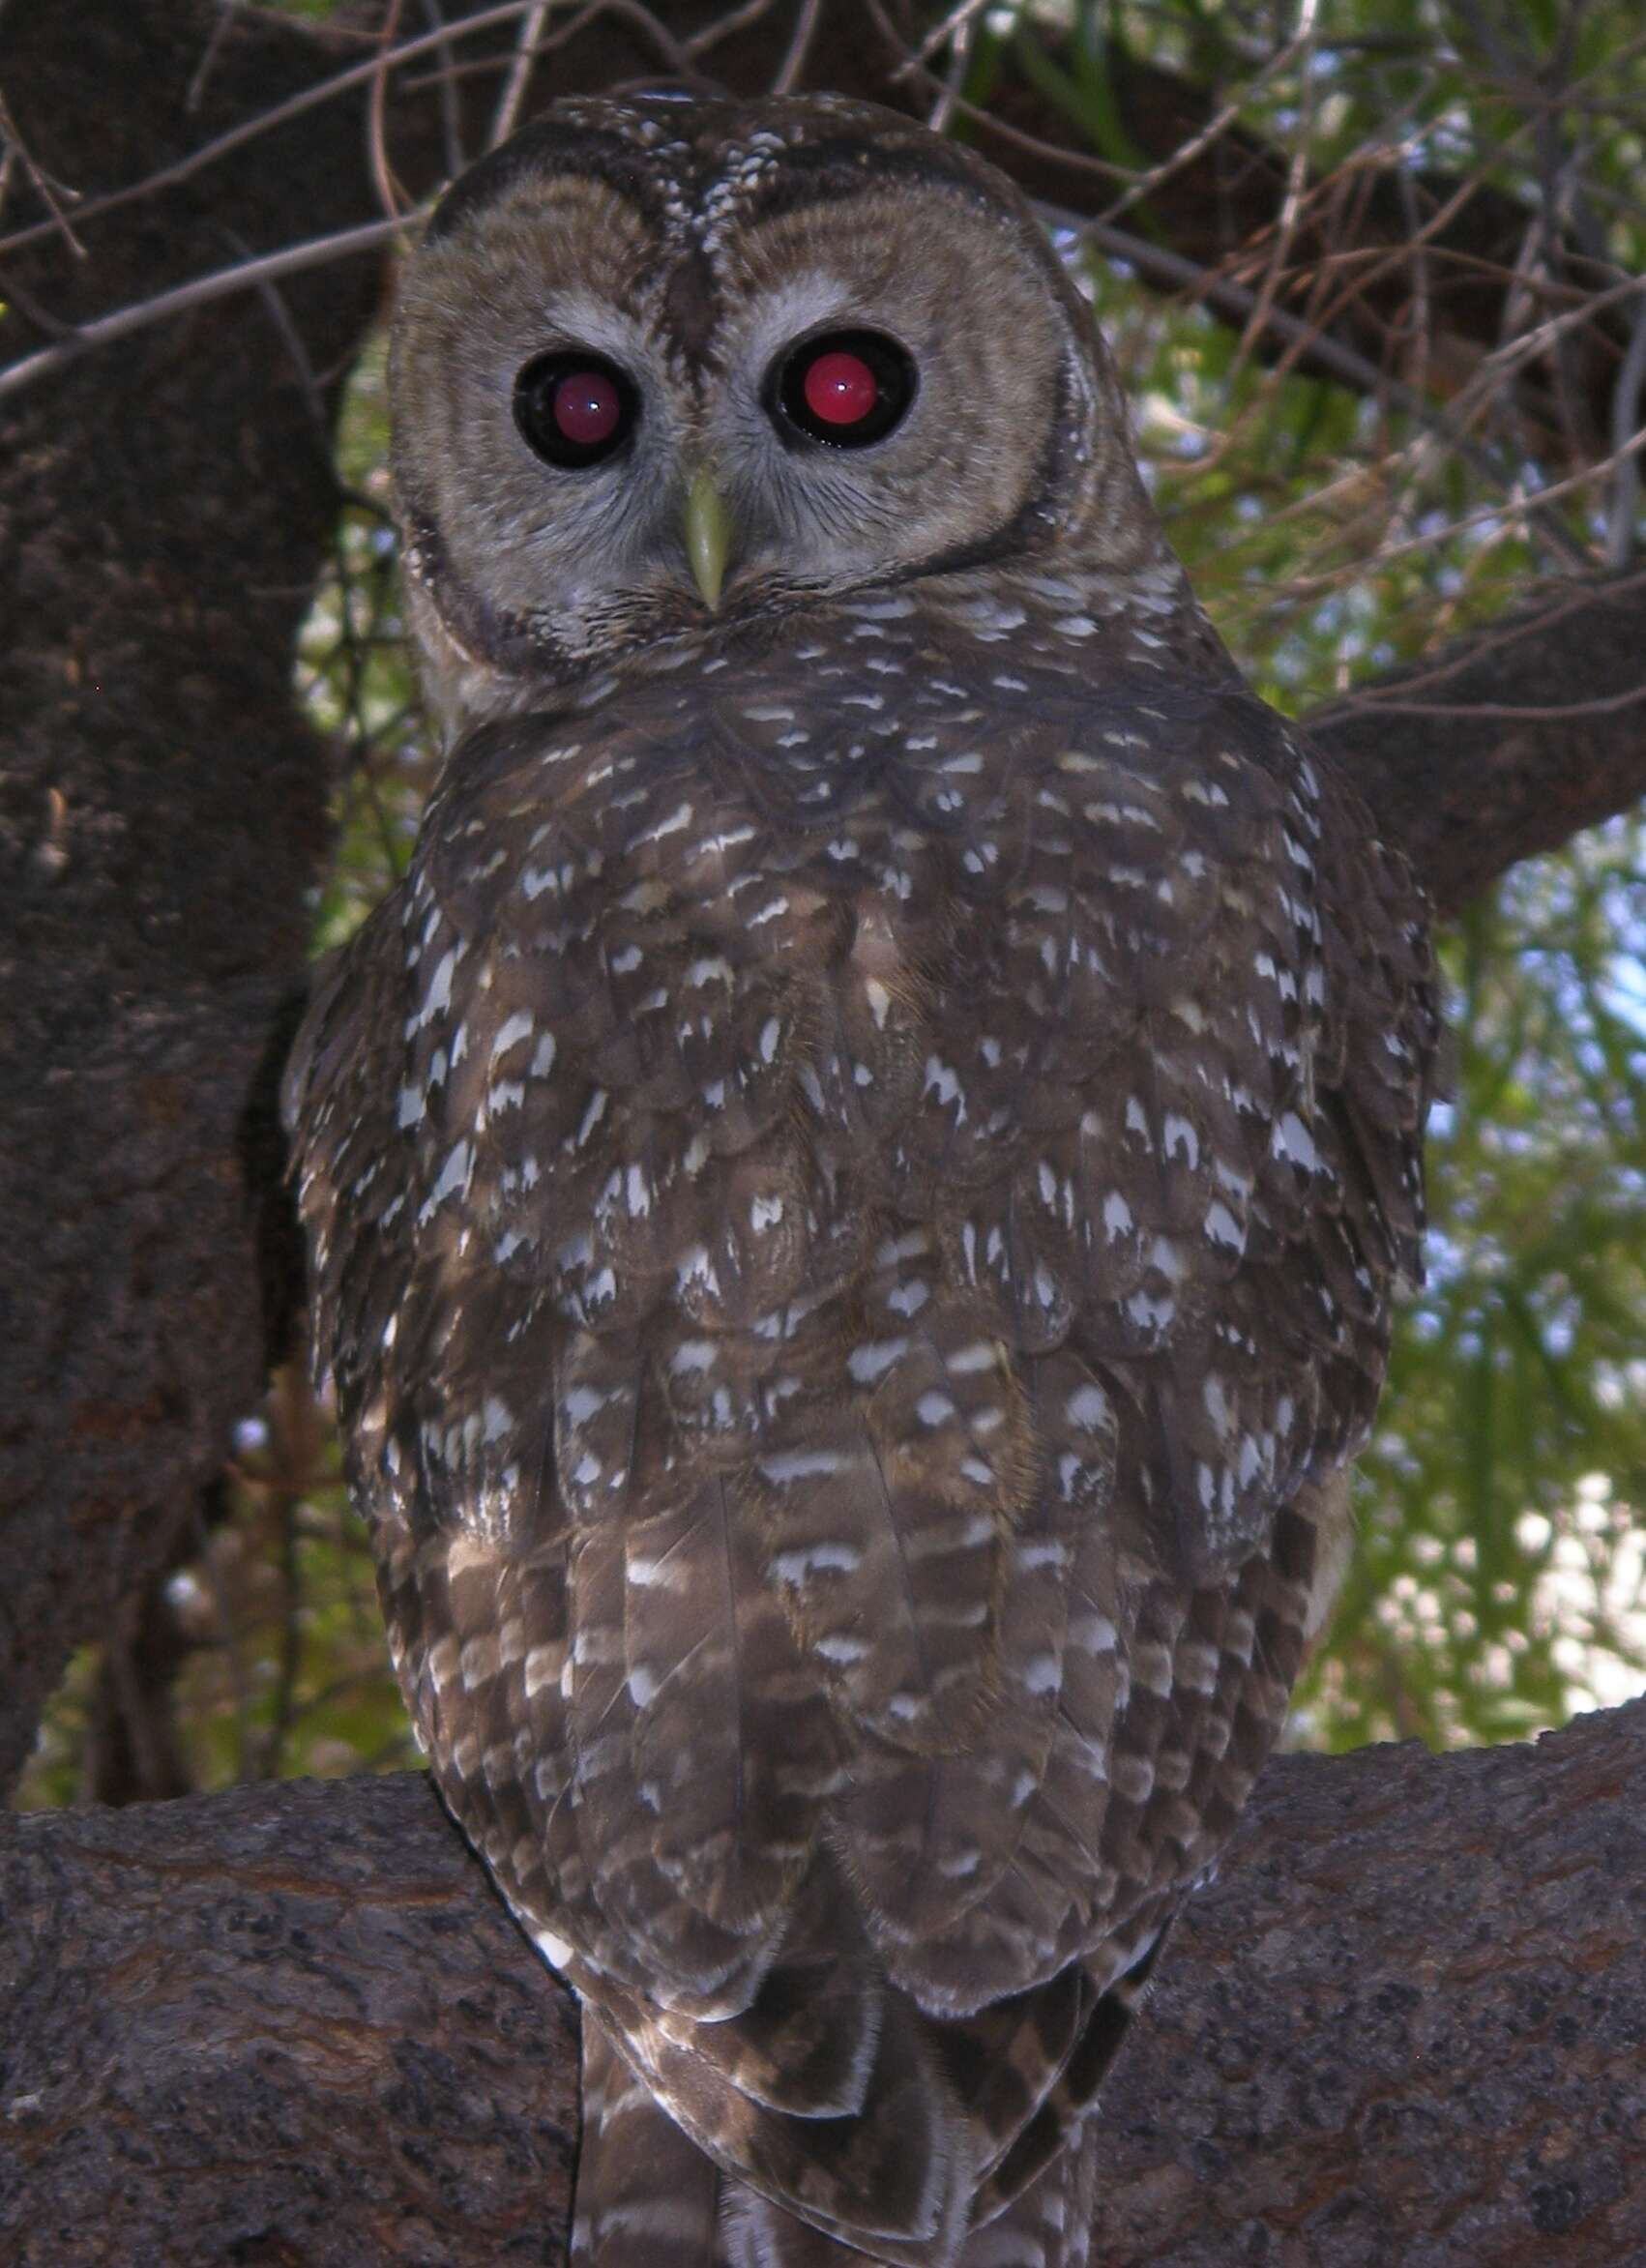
[[573, 2018, 877, 2266], [572, 2011, 1110, 2268], [573, 2017, 726, 2263], [573, 2015, 952, 2268]]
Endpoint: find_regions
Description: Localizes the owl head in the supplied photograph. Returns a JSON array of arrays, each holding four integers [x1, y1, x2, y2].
[[390, 93, 1167, 735]]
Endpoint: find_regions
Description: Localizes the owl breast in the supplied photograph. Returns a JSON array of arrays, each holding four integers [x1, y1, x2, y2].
[[300, 598, 1400, 2030], [284, 576, 1434, 2259]]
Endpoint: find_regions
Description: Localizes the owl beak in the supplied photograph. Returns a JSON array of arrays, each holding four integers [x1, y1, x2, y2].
[[683, 464, 732, 611]]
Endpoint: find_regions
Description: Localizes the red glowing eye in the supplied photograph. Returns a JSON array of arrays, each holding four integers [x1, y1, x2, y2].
[[553, 368, 621, 447], [514, 350, 638, 468], [772, 329, 916, 450], [803, 350, 879, 427]]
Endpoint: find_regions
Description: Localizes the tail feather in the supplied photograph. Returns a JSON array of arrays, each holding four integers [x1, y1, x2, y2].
[[573, 2009, 1112, 2268], [719, 2185, 889, 2267], [570, 1929, 1171, 2267], [573, 2017, 725, 2266], [617, 1984, 970, 2263], [972, 1925, 1173, 2229]]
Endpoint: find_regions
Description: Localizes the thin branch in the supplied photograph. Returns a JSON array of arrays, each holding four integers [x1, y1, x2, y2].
[[418, 0, 469, 180], [1045, 202, 1595, 571], [0, 1, 543, 262], [185, 0, 244, 114], [0, 217, 412, 402], [899, 0, 997, 77], [1302, 561, 1646, 719], [215, 226, 331, 441], [1604, 282, 1646, 567], [490, 0, 553, 149], [771, 0, 825, 98], [684, 0, 784, 58], [1233, 0, 1321, 370], [368, 0, 414, 226], [1313, 677, 1646, 723], [0, 84, 86, 257], [860, 0, 1130, 184]]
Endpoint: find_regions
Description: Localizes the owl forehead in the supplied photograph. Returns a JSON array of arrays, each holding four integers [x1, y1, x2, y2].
[[428, 96, 1005, 245], [425, 99, 1028, 364]]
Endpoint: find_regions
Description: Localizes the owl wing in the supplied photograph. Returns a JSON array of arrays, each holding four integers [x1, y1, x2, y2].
[[285, 644, 1434, 2261]]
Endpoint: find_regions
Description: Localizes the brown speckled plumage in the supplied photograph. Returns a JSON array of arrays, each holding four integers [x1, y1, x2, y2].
[[284, 93, 1436, 2267]]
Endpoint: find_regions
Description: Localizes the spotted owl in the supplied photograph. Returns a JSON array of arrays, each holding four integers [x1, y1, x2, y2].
[[283, 93, 1436, 2267]]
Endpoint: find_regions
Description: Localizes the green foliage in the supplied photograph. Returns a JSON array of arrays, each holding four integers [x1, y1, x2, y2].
[[258, 0, 353, 19], [18, 1381, 420, 1809], [297, 339, 438, 948], [1305, 825, 1646, 1748]]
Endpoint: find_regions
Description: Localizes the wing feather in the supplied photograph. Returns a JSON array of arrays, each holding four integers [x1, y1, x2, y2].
[[286, 622, 1435, 2265]]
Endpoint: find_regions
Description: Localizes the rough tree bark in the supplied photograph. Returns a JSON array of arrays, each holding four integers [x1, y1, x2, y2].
[[0, 0, 375, 1793], [3, 5, 1645, 2262], [4, 1702, 1644, 2265]]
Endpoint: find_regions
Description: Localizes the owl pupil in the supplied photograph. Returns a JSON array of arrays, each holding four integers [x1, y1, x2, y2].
[[555, 370, 621, 447], [803, 351, 878, 427], [514, 349, 637, 470], [772, 329, 916, 450]]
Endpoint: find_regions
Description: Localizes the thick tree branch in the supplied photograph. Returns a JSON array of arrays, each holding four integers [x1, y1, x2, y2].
[[4, 1701, 1643, 2265], [1304, 569, 1646, 918]]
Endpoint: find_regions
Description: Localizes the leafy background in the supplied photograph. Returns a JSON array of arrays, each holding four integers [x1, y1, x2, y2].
[[20, 0, 1646, 1802]]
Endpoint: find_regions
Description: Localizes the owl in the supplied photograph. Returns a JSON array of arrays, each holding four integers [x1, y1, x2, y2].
[[284, 93, 1436, 2267]]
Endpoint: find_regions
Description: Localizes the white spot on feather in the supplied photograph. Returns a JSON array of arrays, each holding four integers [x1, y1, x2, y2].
[[1276, 1111, 1319, 1169], [771, 1542, 863, 1583], [848, 1338, 909, 1384]]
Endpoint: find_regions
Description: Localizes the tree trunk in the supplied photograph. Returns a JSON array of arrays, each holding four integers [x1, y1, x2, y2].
[[0, 0, 375, 1791], [5, 1700, 1643, 2266]]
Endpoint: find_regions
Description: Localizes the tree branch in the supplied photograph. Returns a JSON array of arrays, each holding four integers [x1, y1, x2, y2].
[[1306, 569, 1646, 918], [5, 1701, 1643, 2264]]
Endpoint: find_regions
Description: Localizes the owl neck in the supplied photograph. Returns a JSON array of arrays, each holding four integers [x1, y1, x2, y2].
[[914, 546, 1231, 685], [404, 505, 1232, 747]]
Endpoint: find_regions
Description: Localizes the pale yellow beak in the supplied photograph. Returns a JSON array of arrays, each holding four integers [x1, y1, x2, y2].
[[683, 463, 732, 611]]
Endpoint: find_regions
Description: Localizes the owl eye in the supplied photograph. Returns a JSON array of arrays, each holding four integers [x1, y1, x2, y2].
[[514, 350, 640, 469], [770, 330, 916, 450]]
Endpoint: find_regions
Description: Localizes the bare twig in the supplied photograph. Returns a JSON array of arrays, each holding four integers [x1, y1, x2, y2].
[[368, 0, 414, 225], [1044, 203, 1595, 571], [198, 220, 336, 448], [1604, 282, 1646, 567], [859, 0, 1129, 184], [419, 0, 469, 180], [185, 1, 243, 114], [0, 2, 542, 263], [771, 0, 825, 98], [1313, 678, 1646, 723], [0, 217, 412, 402], [0, 85, 86, 256], [490, 0, 553, 148], [899, 0, 996, 78], [1306, 563, 1646, 729], [1233, 0, 1321, 372], [684, 0, 782, 58]]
